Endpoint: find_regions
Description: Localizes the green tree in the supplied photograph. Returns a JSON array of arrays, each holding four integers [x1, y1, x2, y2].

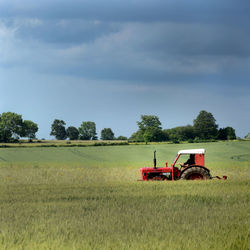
[[101, 128, 114, 140], [217, 128, 227, 140], [50, 119, 67, 140], [129, 130, 144, 142], [116, 136, 128, 140], [78, 121, 97, 140], [135, 115, 164, 142], [193, 110, 218, 139], [22, 120, 38, 139], [66, 126, 79, 140], [0, 112, 24, 142], [164, 125, 195, 142], [143, 127, 166, 143], [137, 115, 162, 132], [225, 127, 236, 140], [218, 127, 236, 140]]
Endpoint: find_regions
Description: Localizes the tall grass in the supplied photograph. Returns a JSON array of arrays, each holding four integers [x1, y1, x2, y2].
[[0, 141, 249, 249]]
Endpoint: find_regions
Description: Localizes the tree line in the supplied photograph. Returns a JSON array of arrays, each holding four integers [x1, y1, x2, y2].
[[130, 111, 236, 143], [50, 119, 118, 141], [0, 110, 240, 143]]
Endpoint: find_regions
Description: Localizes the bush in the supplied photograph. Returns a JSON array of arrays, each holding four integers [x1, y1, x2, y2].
[[171, 138, 180, 144], [116, 136, 128, 140], [129, 130, 144, 142], [193, 137, 201, 143]]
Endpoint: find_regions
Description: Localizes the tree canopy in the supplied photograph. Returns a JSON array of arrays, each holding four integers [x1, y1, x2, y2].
[[22, 120, 38, 139], [0, 112, 38, 142], [143, 127, 165, 143], [78, 121, 97, 140], [164, 125, 195, 143], [101, 128, 114, 140], [129, 130, 144, 142], [116, 136, 128, 140], [193, 110, 218, 139], [50, 119, 67, 140], [132, 115, 164, 143], [218, 127, 236, 140], [66, 126, 79, 140], [137, 115, 162, 131]]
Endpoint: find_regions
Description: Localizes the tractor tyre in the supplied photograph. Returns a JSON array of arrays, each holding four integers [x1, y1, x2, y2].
[[180, 166, 211, 180]]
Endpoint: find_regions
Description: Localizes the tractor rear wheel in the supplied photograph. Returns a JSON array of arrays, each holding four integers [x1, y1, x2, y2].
[[180, 166, 211, 180]]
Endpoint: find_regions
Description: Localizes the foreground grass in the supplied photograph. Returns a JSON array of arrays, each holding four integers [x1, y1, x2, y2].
[[0, 181, 249, 249], [0, 141, 249, 249]]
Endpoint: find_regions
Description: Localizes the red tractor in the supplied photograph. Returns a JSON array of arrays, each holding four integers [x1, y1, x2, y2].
[[140, 149, 227, 181]]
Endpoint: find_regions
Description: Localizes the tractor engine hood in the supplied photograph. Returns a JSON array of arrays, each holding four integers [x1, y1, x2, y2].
[[140, 167, 173, 172]]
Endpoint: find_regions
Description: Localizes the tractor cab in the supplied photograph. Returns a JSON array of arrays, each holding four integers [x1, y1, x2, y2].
[[171, 149, 205, 168]]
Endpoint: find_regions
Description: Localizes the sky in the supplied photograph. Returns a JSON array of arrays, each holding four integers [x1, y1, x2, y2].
[[1, 0, 250, 139]]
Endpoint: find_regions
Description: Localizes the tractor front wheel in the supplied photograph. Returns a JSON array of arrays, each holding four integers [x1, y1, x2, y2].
[[180, 166, 211, 180]]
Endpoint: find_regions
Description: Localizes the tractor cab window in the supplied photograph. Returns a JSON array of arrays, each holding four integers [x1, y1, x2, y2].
[[176, 154, 189, 164], [185, 154, 195, 165], [176, 154, 195, 169]]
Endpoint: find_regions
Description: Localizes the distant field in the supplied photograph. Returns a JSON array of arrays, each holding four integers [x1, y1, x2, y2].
[[0, 139, 129, 148], [0, 141, 249, 249]]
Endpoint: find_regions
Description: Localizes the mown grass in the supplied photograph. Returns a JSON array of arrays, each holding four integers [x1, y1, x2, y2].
[[0, 141, 249, 249]]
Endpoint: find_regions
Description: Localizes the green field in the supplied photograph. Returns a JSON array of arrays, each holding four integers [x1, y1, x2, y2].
[[0, 141, 249, 249]]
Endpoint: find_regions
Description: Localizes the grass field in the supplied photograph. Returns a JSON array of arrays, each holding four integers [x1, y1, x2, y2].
[[0, 141, 249, 249], [0, 139, 129, 148]]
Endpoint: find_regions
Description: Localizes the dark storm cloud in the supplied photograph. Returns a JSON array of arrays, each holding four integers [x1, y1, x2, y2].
[[1, 0, 250, 24], [0, 0, 250, 86]]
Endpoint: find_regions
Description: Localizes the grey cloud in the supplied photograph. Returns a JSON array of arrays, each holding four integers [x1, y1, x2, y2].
[[4, 18, 250, 57], [1, 17, 120, 44], [1, 19, 249, 86], [116, 23, 250, 64], [14, 19, 120, 45], [1, 0, 250, 25], [1, 0, 249, 87]]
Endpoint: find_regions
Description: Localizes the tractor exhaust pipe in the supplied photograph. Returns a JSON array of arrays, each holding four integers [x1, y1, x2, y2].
[[153, 150, 157, 169]]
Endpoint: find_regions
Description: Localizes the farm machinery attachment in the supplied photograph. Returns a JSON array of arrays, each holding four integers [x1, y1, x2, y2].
[[140, 149, 227, 181]]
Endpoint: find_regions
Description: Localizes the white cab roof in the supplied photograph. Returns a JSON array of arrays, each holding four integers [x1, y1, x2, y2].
[[178, 149, 205, 155]]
